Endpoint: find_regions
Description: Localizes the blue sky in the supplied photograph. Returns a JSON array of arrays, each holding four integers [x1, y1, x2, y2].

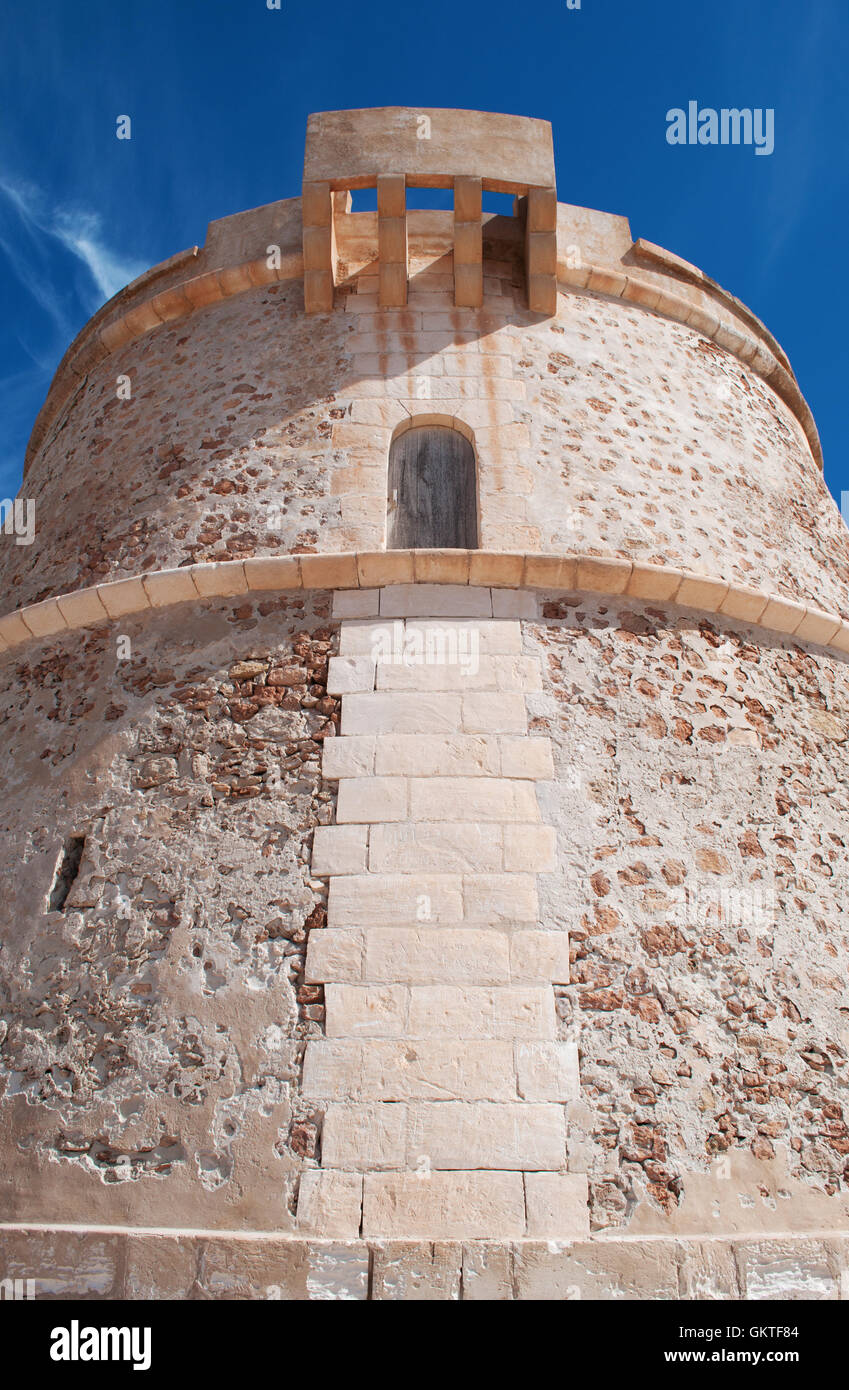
[[1, 0, 846, 504]]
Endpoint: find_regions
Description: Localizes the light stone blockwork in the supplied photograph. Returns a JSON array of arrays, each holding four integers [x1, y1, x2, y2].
[[301, 604, 583, 1240]]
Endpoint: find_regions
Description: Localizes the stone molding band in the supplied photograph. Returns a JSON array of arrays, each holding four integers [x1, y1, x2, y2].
[[23, 245, 821, 478], [1, 550, 847, 658]]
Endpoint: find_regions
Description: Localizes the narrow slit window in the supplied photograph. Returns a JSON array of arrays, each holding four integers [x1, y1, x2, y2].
[[387, 426, 478, 550], [48, 835, 86, 912]]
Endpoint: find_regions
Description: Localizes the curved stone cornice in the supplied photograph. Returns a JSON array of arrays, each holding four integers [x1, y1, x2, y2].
[[1, 551, 846, 659]]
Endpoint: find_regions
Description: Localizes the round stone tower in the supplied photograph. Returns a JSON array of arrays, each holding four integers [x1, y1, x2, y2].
[[2, 108, 849, 1302]]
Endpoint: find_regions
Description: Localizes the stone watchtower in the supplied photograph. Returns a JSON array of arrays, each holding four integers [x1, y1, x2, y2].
[[2, 108, 849, 1301]]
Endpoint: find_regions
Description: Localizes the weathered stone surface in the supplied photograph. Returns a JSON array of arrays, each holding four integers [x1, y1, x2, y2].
[[409, 777, 540, 822], [404, 618, 522, 655], [124, 1235, 199, 1301], [304, 107, 555, 191], [527, 592, 849, 1236], [0, 595, 336, 1232], [323, 1102, 407, 1170], [305, 928, 365, 982], [362, 1172, 526, 1239], [322, 735, 376, 778], [324, 985, 409, 1038], [328, 874, 464, 926], [461, 1243, 515, 1300], [512, 1239, 680, 1301], [500, 736, 554, 779], [461, 693, 528, 734], [371, 733, 510, 778], [336, 776, 407, 823], [322, 1100, 565, 1171], [368, 822, 503, 874], [6, 1227, 848, 1299], [312, 824, 369, 875], [502, 824, 557, 872], [191, 1238, 319, 1301], [492, 590, 537, 619], [333, 590, 379, 619], [515, 1041, 580, 1101], [362, 927, 512, 985], [327, 655, 376, 693], [370, 1241, 462, 1300], [379, 586, 493, 619], [376, 655, 541, 693], [525, 1172, 590, 1238], [303, 1039, 517, 1101], [339, 619, 398, 656], [296, 1170, 363, 1237], [342, 692, 463, 736], [739, 1239, 838, 1301], [405, 1101, 565, 1170], [0, 1229, 124, 1299], [509, 929, 571, 982], [303, 1244, 370, 1301], [406, 986, 556, 1039], [463, 874, 539, 923]]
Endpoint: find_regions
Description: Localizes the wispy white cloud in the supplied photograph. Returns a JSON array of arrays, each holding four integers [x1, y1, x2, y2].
[[0, 174, 148, 495], [0, 172, 146, 313], [53, 206, 146, 303]]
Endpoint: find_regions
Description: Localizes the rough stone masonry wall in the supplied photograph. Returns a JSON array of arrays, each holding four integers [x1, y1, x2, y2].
[[0, 590, 339, 1230], [525, 589, 849, 1236], [8, 265, 849, 618], [516, 295, 849, 612], [2, 281, 354, 610]]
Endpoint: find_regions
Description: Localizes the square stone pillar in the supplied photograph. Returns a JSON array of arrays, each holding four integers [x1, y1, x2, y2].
[[378, 174, 407, 308], [302, 180, 336, 314], [454, 176, 483, 308], [525, 185, 557, 316]]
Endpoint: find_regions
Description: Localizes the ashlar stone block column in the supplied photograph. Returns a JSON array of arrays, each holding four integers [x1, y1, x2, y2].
[[296, 585, 588, 1241]]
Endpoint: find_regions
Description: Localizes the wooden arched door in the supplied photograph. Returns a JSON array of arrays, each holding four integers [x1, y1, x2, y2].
[[387, 426, 478, 549]]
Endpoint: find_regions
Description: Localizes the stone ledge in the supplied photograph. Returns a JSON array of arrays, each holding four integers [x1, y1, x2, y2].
[[2, 552, 848, 660], [3, 1225, 848, 1298]]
